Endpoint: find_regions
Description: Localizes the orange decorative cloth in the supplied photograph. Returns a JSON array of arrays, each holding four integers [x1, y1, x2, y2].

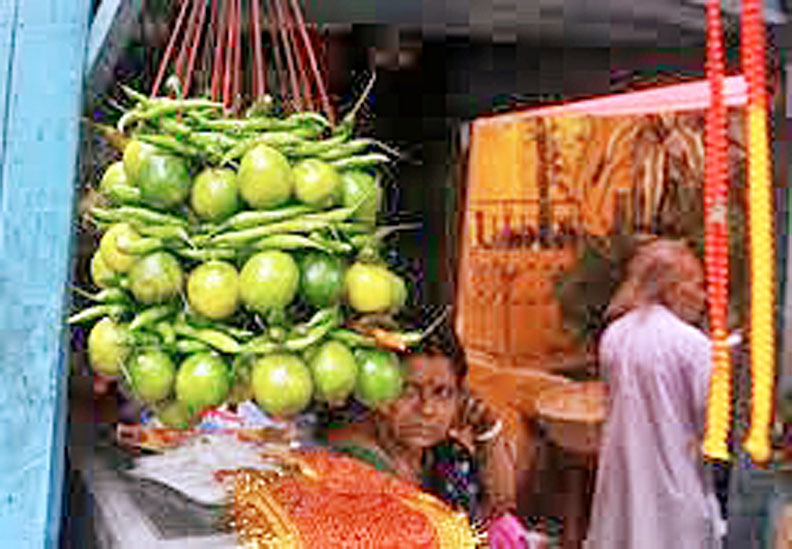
[[230, 449, 481, 548]]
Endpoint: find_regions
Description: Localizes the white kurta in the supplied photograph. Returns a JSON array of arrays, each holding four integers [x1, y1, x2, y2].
[[584, 305, 722, 549]]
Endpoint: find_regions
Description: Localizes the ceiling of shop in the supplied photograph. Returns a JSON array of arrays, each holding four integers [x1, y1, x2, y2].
[[306, 0, 787, 47]]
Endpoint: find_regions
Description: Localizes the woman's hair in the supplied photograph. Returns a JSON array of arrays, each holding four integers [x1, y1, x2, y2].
[[402, 312, 468, 384], [606, 238, 705, 321]]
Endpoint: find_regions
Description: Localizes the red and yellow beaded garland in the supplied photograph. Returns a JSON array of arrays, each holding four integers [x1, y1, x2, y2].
[[741, 0, 776, 464], [702, 0, 732, 462]]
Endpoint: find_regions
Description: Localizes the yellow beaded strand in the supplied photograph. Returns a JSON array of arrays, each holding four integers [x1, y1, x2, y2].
[[741, 0, 776, 465], [743, 103, 776, 464]]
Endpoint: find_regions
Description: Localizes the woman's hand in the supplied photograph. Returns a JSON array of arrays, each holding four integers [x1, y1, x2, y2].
[[116, 423, 142, 450], [488, 513, 537, 548], [457, 390, 500, 437]]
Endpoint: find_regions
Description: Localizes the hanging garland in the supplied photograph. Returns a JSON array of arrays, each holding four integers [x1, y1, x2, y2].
[[742, 0, 776, 464], [702, 0, 732, 462]]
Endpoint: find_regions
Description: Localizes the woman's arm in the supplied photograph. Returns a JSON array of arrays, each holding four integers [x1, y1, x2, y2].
[[458, 391, 518, 517], [475, 427, 518, 518]]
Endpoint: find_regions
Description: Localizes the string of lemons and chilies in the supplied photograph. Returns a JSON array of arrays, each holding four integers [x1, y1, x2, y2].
[[702, 0, 732, 462], [742, 0, 776, 465]]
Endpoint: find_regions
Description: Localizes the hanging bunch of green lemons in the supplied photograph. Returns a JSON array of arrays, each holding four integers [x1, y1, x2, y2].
[[70, 85, 424, 427]]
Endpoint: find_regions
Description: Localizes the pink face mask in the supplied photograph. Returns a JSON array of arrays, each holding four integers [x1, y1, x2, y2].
[[488, 513, 548, 549]]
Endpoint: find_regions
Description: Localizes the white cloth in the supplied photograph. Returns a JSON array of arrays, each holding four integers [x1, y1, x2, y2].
[[584, 305, 722, 549]]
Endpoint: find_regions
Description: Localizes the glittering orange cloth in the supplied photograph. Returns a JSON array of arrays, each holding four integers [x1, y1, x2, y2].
[[230, 448, 481, 548]]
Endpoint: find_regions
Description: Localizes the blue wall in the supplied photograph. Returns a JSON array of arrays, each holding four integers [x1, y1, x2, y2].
[[0, 0, 90, 547]]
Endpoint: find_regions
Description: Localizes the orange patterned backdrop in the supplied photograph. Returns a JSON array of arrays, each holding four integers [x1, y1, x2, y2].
[[456, 113, 638, 370]]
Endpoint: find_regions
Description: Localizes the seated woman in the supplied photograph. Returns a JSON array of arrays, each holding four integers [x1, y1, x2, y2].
[[323, 321, 531, 547]]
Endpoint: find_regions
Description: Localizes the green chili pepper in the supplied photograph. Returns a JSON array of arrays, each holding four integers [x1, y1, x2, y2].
[[286, 111, 332, 130], [349, 223, 421, 249], [215, 205, 314, 232], [173, 322, 241, 354], [130, 331, 163, 348], [72, 287, 128, 303], [250, 234, 333, 253], [289, 126, 325, 140], [306, 307, 341, 329], [104, 183, 141, 204], [316, 138, 375, 161], [283, 321, 336, 352], [120, 84, 150, 105], [115, 235, 164, 255], [67, 305, 127, 325], [173, 247, 237, 261], [199, 117, 296, 133], [210, 209, 365, 246], [157, 118, 193, 137], [181, 314, 256, 341], [301, 205, 359, 223], [290, 133, 349, 157], [129, 305, 175, 331], [154, 321, 177, 346], [220, 133, 305, 164], [306, 233, 354, 254], [331, 153, 391, 170], [238, 332, 281, 354], [209, 217, 340, 246], [238, 340, 281, 355], [135, 224, 191, 244], [174, 339, 212, 354], [334, 222, 371, 235], [328, 329, 377, 348], [90, 206, 188, 227], [136, 134, 204, 158], [119, 99, 223, 131]]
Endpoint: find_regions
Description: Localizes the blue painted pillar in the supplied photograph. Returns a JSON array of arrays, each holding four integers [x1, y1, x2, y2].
[[0, 0, 90, 547]]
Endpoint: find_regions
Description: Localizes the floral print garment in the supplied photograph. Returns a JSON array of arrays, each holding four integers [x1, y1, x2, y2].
[[421, 439, 482, 519]]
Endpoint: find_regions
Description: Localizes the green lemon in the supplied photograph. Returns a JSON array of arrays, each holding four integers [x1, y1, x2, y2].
[[344, 262, 394, 313], [138, 152, 192, 209], [155, 400, 194, 429], [90, 250, 116, 289], [293, 158, 340, 208], [239, 251, 299, 312], [99, 161, 129, 192], [122, 140, 155, 185], [128, 251, 184, 305], [299, 252, 345, 308], [354, 349, 404, 407], [310, 341, 358, 404], [88, 317, 131, 377], [99, 223, 141, 273], [175, 352, 231, 414], [190, 168, 239, 222], [237, 144, 293, 209], [340, 170, 381, 225], [251, 354, 313, 417], [128, 350, 176, 404], [187, 261, 239, 320]]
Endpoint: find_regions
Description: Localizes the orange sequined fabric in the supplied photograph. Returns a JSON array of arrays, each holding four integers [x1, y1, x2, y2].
[[231, 449, 480, 548]]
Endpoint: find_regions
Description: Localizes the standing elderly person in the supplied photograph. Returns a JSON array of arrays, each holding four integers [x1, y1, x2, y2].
[[584, 239, 724, 549]]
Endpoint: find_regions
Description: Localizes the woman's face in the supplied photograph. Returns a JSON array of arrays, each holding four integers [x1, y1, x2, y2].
[[380, 354, 459, 450]]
